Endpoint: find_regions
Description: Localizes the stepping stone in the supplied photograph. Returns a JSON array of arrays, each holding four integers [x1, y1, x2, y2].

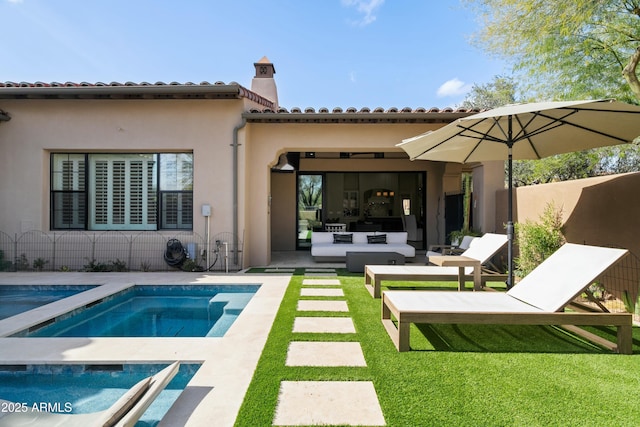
[[302, 279, 341, 286], [293, 317, 355, 334], [265, 268, 295, 273], [305, 268, 336, 273], [286, 341, 366, 366], [297, 300, 348, 312], [300, 288, 344, 297], [273, 381, 386, 426], [304, 271, 338, 277]]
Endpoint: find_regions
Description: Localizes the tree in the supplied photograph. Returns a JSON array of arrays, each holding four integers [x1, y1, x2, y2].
[[298, 175, 322, 208], [463, 0, 640, 103], [461, 73, 640, 184], [597, 144, 640, 173], [460, 75, 519, 109]]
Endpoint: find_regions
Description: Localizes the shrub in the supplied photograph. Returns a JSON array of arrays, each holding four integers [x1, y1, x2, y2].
[[0, 250, 12, 271], [15, 254, 29, 271], [109, 258, 128, 272], [83, 258, 128, 272], [83, 258, 111, 272], [515, 202, 565, 277], [622, 290, 640, 316], [448, 228, 481, 245], [181, 258, 204, 272], [32, 257, 49, 271]]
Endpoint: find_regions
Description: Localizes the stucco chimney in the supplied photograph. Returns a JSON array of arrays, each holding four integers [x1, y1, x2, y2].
[[251, 56, 278, 110]]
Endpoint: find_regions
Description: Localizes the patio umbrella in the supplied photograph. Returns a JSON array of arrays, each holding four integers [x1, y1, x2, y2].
[[397, 99, 640, 288]]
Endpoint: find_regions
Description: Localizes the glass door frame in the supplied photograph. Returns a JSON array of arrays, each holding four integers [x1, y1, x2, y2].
[[296, 172, 325, 250]]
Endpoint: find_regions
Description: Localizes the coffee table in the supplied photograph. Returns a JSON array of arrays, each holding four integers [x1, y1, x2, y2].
[[346, 251, 405, 273]]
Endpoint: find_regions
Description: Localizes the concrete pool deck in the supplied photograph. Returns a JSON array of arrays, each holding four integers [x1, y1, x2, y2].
[[0, 271, 291, 426]]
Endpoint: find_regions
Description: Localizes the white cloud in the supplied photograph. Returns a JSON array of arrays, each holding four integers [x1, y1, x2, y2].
[[436, 78, 472, 98], [349, 71, 357, 83], [6, 0, 24, 3], [342, 0, 384, 26]]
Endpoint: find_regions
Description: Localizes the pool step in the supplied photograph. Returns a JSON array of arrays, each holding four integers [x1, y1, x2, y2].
[[205, 293, 255, 337], [207, 293, 255, 316]]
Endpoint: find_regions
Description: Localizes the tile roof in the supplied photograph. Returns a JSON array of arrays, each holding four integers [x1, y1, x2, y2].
[[0, 80, 276, 109], [243, 106, 480, 123], [1, 80, 227, 87], [259, 106, 478, 114], [0, 80, 481, 123]]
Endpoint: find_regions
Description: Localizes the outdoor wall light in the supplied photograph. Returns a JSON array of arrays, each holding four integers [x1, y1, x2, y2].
[[271, 153, 295, 172]]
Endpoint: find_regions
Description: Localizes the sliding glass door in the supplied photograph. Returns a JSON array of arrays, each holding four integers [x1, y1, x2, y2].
[[297, 173, 323, 249]]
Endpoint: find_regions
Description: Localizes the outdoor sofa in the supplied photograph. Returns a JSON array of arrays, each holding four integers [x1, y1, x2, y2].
[[311, 231, 415, 261]]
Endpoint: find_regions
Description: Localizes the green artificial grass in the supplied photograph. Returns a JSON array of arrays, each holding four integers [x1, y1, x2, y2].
[[236, 271, 640, 426]]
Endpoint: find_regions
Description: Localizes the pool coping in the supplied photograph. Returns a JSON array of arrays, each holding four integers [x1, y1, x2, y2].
[[0, 272, 291, 426]]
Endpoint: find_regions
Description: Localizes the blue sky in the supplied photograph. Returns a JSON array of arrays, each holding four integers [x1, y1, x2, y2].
[[1, 0, 507, 109]]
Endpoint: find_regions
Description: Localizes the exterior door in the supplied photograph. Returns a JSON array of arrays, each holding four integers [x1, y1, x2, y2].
[[297, 173, 323, 249]]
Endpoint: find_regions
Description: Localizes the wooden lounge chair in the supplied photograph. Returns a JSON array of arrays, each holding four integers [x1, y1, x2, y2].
[[381, 244, 633, 354], [426, 234, 477, 258], [0, 361, 180, 427], [365, 233, 508, 297]]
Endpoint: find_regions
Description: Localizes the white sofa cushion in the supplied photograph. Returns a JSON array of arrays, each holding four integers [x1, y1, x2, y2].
[[311, 231, 415, 258]]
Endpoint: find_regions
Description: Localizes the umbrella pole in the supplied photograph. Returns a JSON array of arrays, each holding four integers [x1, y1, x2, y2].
[[507, 116, 514, 289], [507, 148, 514, 289]]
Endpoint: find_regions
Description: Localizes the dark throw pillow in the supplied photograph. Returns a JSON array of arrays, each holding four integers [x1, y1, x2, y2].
[[367, 234, 387, 244], [333, 233, 353, 244]]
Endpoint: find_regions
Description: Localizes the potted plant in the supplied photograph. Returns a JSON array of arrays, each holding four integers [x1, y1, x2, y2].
[[448, 229, 481, 246]]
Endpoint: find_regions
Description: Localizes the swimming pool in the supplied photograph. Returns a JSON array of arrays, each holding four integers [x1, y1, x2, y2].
[[0, 285, 97, 320], [15, 284, 260, 338], [0, 362, 200, 426]]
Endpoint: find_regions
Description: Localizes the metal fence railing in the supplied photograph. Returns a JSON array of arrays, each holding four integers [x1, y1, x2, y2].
[[0, 230, 243, 272], [596, 250, 640, 323]]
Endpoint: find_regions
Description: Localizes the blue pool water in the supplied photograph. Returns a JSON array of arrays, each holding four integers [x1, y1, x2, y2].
[[0, 285, 97, 320], [0, 363, 200, 427], [16, 285, 259, 338]]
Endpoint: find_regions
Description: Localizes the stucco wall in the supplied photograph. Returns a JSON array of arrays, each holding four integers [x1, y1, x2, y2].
[[0, 98, 246, 247], [496, 172, 640, 257], [472, 160, 504, 234]]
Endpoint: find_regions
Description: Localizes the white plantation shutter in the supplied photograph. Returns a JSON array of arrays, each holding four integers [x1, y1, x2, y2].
[[89, 155, 157, 230], [147, 162, 157, 225], [161, 192, 193, 228]]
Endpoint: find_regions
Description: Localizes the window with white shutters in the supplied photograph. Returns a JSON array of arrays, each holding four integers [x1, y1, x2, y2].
[[51, 152, 192, 231]]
